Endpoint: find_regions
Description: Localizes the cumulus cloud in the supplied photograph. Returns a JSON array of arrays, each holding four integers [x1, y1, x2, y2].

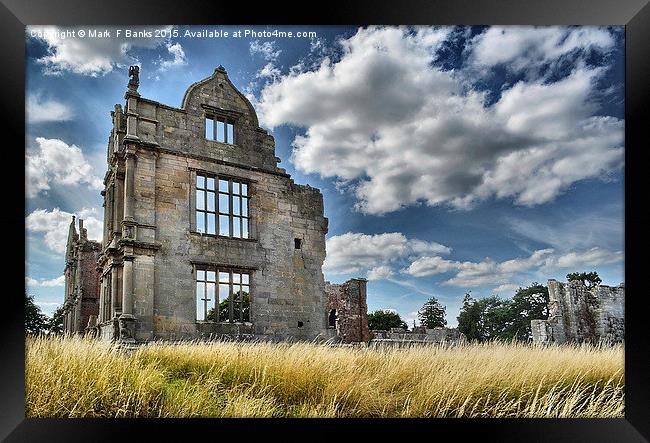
[[26, 207, 102, 253], [26, 93, 74, 123], [255, 26, 623, 214], [324, 232, 450, 278], [28, 26, 172, 76], [404, 246, 622, 288], [469, 26, 616, 72], [26, 275, 65, 287], [249, 40, 281, 61], [159, 42, 187, 70], [26, 137, 104, 198]]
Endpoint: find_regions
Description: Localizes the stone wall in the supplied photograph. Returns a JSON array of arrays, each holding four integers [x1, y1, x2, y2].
[[370, 327, 465, 345], [63, 217, 101, 334], [531, 279, 624, 344], [95, 66, 330, 342], [325, 279, 370, 343]]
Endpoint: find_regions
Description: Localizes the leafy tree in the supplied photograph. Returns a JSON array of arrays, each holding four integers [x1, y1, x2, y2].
[[47, 306, 66, 335], [25, 293, 48, 335], [367, 310, 408, 331], [206, 292, 250, 322], [417, 296, 447, 328], [457, 293, 512, 342], [567, 271, 602, 288], [503, 283, 549, 341]]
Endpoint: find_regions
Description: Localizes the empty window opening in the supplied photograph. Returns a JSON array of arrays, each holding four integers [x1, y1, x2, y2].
[[328, 309, 337, 327], [196, 267, 251, 323], [294, 238, 302, 249], [196, 174, 249, 238], [297, 321, 304, 328], [205, 115, 235, 144]]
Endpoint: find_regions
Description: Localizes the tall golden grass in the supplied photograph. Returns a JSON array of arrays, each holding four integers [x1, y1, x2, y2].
[[26, 335, 624, 418]]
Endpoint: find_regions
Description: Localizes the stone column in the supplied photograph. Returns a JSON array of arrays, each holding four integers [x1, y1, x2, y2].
[[111, 265, 120, 318]]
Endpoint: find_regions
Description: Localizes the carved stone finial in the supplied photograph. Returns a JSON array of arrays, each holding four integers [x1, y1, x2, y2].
[[128, 65, 140, 92], [216, 65, 226, 73]]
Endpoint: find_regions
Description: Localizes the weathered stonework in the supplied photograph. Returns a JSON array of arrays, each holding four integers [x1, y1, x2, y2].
[[63, 217, 101, 334], [325, 279, 370, 343], [370, 327, 466, 346], [92, 66, 331, 342], [531, 279, 624, 344]]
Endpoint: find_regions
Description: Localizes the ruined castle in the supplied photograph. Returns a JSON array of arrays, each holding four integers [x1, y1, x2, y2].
[[62, 65, 369, 343]]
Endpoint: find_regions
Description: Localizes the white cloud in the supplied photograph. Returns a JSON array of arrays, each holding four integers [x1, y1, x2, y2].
[[26, 137, 104, 197], [159, 42, 187, 70], [493, 283, 521, 294], [256, 62, 281, 80], [405, 256, 459, 277], [367, 265, 394, 281], [26, 275, 65, 287], [249, 40, 281, 61], [26, 93, 74, 123], [551, 247, 623, 269], [255, 26, 623, 215], [404, 246, 621, 288], [26, 207, 102, 253], [469, 26, 615, 72], [28, 26, 171, 76], [324, 232, 450, 277]]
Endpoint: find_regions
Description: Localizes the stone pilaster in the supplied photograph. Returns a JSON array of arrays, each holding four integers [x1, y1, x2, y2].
[[123, 148, 136, 223], [119, 256, 136, 342], [111, 265, 120, 318]]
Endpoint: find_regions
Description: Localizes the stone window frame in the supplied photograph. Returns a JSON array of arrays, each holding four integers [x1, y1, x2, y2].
[[203, 107, 238, 145], [191, 169, 254, 240], [193, 264, 253, 324]]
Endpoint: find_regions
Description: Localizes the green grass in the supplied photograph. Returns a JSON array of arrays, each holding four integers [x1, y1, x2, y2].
[[26, 335, 624, 418]]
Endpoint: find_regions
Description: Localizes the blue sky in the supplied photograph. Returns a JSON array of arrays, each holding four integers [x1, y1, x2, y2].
[[25, 25, 625, 327]]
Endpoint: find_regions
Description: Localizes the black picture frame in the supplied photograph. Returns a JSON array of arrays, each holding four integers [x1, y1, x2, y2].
[[4, 0, 649, 441]]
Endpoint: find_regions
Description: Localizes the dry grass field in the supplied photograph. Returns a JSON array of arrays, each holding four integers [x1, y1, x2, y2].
[[25, 335, 624, 418]]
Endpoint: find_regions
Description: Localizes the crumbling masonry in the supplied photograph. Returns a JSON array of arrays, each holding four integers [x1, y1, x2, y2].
[[531, 279, 625, 344], [325, 279, 370, 343], [63, 217, 102, 334]]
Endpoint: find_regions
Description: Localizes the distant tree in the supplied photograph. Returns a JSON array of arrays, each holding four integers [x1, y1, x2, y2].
[[368, 310, 408, 331], [457, 293, 512, 342], [25, 293, 48, 335], [206, 292, 250, 322], [567, 271, 602, 288], [503, 283, 549, 341], [47, 306, 66, 335], [456, 293, 481, 341], [417, 296, 447, 328]]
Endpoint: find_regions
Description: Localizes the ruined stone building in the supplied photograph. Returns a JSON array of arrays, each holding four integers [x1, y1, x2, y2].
[[63, 216, 101, 334], [531, 279, 625, 344], [325, 279, 370, 343], [85, 65, 338, 342]]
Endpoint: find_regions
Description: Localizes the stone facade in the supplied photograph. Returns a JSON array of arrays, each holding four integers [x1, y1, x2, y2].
[[63, 217, 101, 334], [531, 279, 625, 344], [325, 279, 370, 343], [93, 66, 331, 342]]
